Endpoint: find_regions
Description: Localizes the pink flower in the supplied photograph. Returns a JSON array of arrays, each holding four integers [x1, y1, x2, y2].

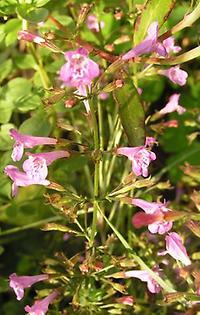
[[22, 151, 69, 181], [25, 290, 58, 315], [145, 136, 157, 147], [18, 30, 46, 45], [98, 92, 108, 100], [10, 129, 57, 162], [59, 48, 100, 112], [162, 37, 181, 54], [163, 119, 179, 128], [131, 198, 173, 234], [86, 14, 104, 32], [160, 66, 188, 86], [117, 139, 156, 177], [116, 296, 134, 305], [59, 48, 100, 88], [9, 273, 48, 301], [122, 21, 166, 60], [4, 165, 50, 197], [124, 270, 161, 293], [161, 232, 191, 266], [159, 94, 186, 115]]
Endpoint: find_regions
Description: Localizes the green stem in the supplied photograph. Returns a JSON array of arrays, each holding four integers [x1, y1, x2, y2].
[[28, 43, 51, 89], [97, 204, 176, 293], [89, 98, 100, 248]]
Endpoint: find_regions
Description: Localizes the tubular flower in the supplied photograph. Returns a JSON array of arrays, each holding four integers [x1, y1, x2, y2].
[[18, 30, 46, 45], [131, 198, 173, 234], [159, 94, 186, 115], [25, 290, 58, 315], [59, 48, 100, 112], [9, 129, 57, 162], [22, 151, 69, 181], [162, 36, 181, 54], [4, 165, 50, 197], [124, 270, 161, 294], [165, 232, 191, 266], [86, 14, 104, 32], [117, 138, 156, 177], [159, 66, 188, 86], [9, 273, 49, 301], [122, 21, 166, 60]]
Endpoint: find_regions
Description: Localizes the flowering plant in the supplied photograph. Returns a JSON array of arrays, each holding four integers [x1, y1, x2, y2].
[[0, 1, 200, 314]]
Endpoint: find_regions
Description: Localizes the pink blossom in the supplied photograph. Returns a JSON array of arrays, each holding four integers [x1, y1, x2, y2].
[[163, 232, 191, 266], [160, 66, 188, 86], [9, 273, 48, 301], [59, 48, 100, 112], [4, 165, 50, 197], [86, 14, 104, 32], [117, 141, 156, 177], [159, 94, 186, 115], [9, 129, 57, 162], [116, 296, 134, 305], [22, 151, 69, 181], [18, 30, 45, 44], [59, 48, 99, 88], [122, 21, 166, 60], [163, 120, 179, 128], [132, 198, 173, 234], [124, 270, 161, 293], [98, 92, 108, 100], [25, 290, 58, 315], [145, 136, 157, 147], [162, 37, 181, 54]]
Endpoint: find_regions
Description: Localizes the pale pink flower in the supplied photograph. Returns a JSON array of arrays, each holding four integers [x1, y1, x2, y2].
[[162, 36, 181, 54], [18, 30, 45, 44], [86, 14, 104, 32], [98, 92, 108, 100], [4, 165, 50, 197], [132, 198, 173, 234], [22, 151, 69, 181], [9, 129, 57, 162], [160, 66, 188, 86], [25, 290, 58, 315], [162, 37, 181, 54], [9, 273, 48, 301], [122, 21, 166, 60], [59, 48, 99, 88], [116, 296, 134, 305], [161, 232, 191, 266], [159, 94, 186, 115], [145, 137, 157, 147], [59, 48, 100, 112], [117, 141, 156, 177], [124, 270, 161, 294]]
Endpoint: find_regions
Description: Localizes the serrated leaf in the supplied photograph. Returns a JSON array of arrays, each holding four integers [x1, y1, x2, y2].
[[114, 81, 145, 146], [134, 0, 176, 45]]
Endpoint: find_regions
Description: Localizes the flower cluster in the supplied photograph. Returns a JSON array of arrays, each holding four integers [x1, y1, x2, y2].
[[4, 129, 69, 196]]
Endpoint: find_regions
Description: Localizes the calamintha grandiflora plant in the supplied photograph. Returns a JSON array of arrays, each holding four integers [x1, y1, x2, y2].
[[1, 0, 200, 314]]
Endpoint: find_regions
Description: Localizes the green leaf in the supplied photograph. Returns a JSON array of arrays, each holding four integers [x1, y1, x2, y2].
[[114, 81, 145, 146], [4, 18, 21, 46], [17, 4, 49, 23], [0, 123, 14, 151], [19, 109, 52, 136], [35, 0, 50, 7], [14, 54, 36, 70], [134, 0, 176, 45], [0, 100, 14, 123], [0, 59, 13, 83]]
